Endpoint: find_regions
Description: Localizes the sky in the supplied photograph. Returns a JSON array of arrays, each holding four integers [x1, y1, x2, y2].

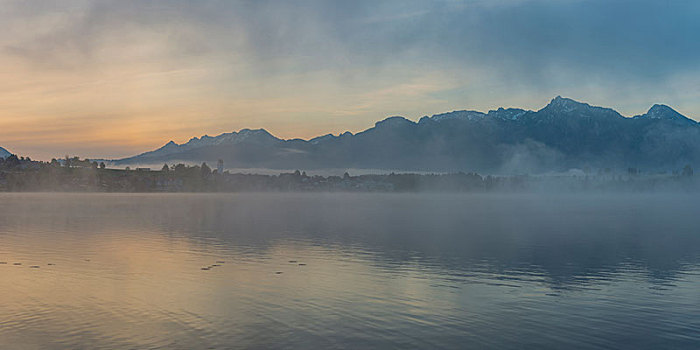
[[1, 0, 699, 160]]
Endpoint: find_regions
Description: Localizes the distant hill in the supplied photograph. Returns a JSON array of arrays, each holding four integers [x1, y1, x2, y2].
[[111, 97, 700, 173], [0, 147, 11, 159]]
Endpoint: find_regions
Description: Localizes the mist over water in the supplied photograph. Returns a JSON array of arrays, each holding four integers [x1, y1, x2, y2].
[[1, 193, 699, 349]]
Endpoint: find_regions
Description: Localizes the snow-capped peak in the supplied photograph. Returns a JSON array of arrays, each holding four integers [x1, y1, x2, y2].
[[430, 110, 486, 122], [0, 146, 11, 158]]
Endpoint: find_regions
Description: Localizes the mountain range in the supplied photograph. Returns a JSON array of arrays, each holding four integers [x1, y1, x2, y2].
[[111, 96, 700, 174]]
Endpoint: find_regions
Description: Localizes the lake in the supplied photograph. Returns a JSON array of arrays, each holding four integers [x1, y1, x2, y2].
[[0, 193, 698, 349]]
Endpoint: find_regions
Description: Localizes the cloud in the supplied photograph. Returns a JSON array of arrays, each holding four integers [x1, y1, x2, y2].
[[4, 0, 699, 85]]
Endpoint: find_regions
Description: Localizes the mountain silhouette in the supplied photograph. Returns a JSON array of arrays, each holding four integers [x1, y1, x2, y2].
[[112, 97, 700, 173]]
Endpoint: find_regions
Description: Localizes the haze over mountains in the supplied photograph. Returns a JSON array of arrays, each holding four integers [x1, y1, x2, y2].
[[111, 97, 699, 174]]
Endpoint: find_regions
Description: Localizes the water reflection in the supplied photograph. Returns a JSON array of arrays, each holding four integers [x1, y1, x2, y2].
[[0, 193, 698, 349]]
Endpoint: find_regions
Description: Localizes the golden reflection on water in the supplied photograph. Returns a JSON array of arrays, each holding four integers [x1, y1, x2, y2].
[[1, 219, 470, 349], [1, 193, 700, 349]]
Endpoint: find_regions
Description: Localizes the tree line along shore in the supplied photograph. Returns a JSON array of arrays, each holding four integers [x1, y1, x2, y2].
[[0, 155, 697, 192]]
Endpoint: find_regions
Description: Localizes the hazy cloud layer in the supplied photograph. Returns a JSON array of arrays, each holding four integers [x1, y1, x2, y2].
[[1, 0, 699, 159]]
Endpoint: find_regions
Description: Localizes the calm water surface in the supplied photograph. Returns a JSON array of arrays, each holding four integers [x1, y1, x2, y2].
[[0, 193, 699, 349]]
